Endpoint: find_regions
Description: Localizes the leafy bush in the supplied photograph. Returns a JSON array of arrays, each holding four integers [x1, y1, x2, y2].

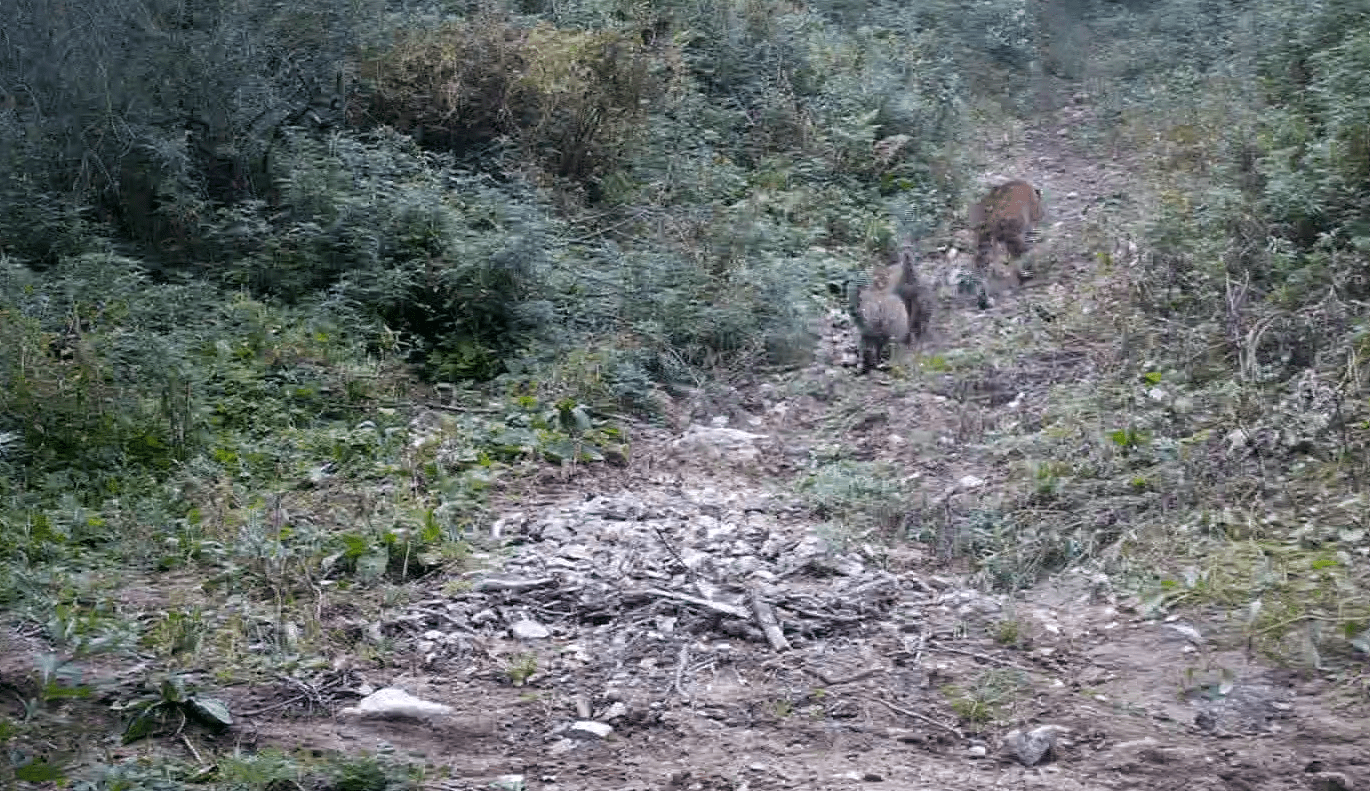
[[800, 460, 913, 540], [0, 253, 402, 563], [0, 0, 377, 265], [356, 12, 650, 185], [194, 128, 560, 379], [0, 254, 215, 492]]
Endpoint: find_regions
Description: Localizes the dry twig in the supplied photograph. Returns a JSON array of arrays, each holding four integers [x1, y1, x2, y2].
[[748, 586, 791, 652]]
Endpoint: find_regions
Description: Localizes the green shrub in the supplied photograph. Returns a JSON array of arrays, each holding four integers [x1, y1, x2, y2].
[[202, 128, 560, 379], [0, 254, 210, 491], [0, 0, 379, 265], [356, 13, 650, 185]]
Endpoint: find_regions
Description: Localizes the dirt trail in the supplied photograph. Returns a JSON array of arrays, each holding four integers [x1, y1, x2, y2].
[[15, 95, 1366, 791]]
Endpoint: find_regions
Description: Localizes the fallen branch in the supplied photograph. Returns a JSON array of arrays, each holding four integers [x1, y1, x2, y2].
[[748, 586, 791, 652], [418, 403, 501, 414], [923, 644, 1038, 673], [407, 607, 478, 633], [863, 695, 962, 737], [800, 665, 886, 686], [654, 526, 696, 581], [784, 606, 864, 625], [239, 693, 308, 718], [471, 577, 557, 593], [672, 643, 692, 700], [641, 587, 750, 619]]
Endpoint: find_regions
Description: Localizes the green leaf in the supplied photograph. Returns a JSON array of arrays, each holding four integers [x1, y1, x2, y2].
[[123, 710, 160, 744], [542, 439, 575, 464], [158, 676, 188, 704], [15, 762, 66, 782]]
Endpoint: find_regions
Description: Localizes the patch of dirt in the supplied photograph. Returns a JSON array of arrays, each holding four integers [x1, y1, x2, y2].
[[8, 89, 1368, 791]]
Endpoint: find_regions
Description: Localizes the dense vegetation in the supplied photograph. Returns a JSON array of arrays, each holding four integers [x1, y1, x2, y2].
[[1072, 0, 1370, 660], [2, 0, 1370, 785]]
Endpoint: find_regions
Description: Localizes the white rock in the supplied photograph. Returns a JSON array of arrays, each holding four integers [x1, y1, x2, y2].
[[1164, 622, 1204, 645], [511, 619, 551, 640], [671, 425, 768, 463], [338, 687, 453, 721], [567, 720, 614, 740], [1002, 725, 1070, 766]]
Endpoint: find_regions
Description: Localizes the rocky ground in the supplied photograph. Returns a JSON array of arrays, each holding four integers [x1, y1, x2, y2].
[[9, 93, 1369, 791]]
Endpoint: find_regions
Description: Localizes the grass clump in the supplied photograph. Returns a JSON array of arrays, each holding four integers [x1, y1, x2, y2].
[[357, 13, 650, 186], [941, 669, 1028, 728], [800, 460, 915, 544]]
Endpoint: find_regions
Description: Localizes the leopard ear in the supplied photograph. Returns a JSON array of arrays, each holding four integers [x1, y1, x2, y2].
[[1035, 187, 1042, 199]]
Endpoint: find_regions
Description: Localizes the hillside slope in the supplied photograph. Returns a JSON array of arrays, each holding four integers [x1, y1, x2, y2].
[[222, 93, 1366, 790]]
